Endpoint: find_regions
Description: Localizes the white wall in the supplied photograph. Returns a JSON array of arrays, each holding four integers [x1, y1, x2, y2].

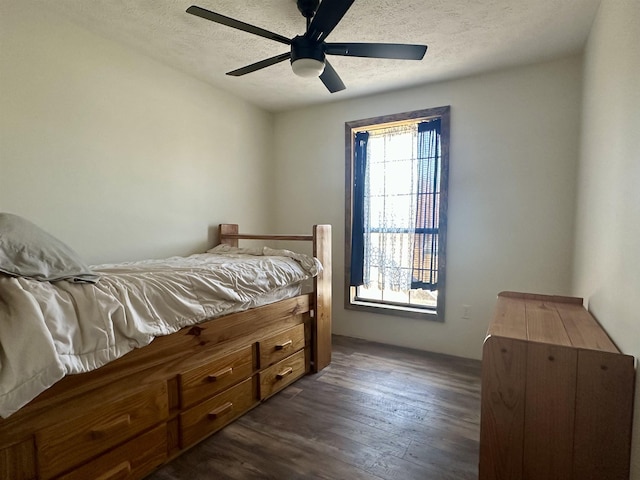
[[0, 0, 274, 265], [273, 57, 582, 360], [574, 0, 640, 477]]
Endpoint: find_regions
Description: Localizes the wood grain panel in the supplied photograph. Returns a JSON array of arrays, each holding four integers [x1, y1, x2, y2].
[[573, 350, 635, 480], [524, 299, 571, 345], [0, 438, 36, 480], [479, 336, 526, 480], [555, 302, 618, 352], [488, 295, 527, 340], [258, 324, 305, 367], [179, 345, 253, 408], [523, 342, 577, 480], [166, 417, 180, 458], [259, 349, 308, 400], [57, 424, 167, 480], [180, 377, 257, 449], [37, 382, 168, 480], [498, 291, 583, 305]]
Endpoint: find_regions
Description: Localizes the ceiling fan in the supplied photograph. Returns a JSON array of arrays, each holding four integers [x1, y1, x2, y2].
[[186, 0, 428, 93]]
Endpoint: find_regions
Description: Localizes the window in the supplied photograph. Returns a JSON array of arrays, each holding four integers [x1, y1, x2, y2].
[[345, 106, 450, 321]]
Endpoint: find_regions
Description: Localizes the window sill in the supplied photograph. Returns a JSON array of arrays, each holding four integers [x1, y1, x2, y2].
[[346, 300, 443, 322]]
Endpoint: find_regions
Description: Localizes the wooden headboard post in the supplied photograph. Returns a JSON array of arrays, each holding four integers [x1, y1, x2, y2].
[[218, 224, 239, 247], [217, 223, 332, 373]]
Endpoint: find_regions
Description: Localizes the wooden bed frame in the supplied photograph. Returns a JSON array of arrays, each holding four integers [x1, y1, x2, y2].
[[0, 224, 332, 480]]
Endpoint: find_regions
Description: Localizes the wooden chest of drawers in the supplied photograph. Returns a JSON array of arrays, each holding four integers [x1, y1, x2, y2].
[[479, 292, 635, 480]]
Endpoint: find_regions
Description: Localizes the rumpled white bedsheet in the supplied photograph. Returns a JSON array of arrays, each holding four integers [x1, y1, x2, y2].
[[0, 246, 321, 418]]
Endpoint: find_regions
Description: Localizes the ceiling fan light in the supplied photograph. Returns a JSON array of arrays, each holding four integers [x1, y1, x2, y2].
[[291, 58, 325, 78]]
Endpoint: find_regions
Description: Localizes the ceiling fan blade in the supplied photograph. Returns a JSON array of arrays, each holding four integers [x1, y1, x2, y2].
[[186, 6, 291, 46], [227, 52, 292, 76], [319, 60, 346, 93], [306, 0, 355, 42], [325, 43, 427, 60]]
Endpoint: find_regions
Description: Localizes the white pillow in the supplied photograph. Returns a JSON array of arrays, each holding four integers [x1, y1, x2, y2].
[[0, 213, 98, 283]]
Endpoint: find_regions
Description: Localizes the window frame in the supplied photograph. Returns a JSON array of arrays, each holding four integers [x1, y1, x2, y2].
[[344, 106, 450, 322]]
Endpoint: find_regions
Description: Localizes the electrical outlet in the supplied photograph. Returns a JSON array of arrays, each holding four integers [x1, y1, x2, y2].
[[462, 304, 471, 319]]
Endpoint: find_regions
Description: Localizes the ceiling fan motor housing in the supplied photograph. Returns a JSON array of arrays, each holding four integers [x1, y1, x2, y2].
[[291, 35, 325, 64]]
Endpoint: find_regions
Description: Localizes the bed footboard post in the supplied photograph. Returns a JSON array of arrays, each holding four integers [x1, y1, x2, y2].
[[313, 224, 332, 372]]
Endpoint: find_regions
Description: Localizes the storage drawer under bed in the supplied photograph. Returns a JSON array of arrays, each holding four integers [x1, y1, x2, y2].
[[55, 424, 167, 480], [179, 376, 257, 448], [178, 345, 254, 408], [259, 349, 308, 400], [258, 323, 305, 368], [36, 382, 168, 480]]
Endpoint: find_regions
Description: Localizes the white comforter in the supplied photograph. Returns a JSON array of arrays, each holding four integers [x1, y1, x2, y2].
[[0, 245, 320, 418]]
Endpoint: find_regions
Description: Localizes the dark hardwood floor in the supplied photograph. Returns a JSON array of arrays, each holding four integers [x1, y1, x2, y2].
[[148, 335, 482, 480]]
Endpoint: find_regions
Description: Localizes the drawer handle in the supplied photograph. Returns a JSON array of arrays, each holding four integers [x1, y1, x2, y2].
[[275, 340, 293, 350], [90, 414, 132, 439], [208, 401, 233, 419], [208, 366, 233, 381], [95, 461, 132, 480], [276, 367, 293, 380]]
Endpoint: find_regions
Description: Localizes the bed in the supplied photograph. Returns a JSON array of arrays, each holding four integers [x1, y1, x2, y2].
[[0, 221, 332, 480]]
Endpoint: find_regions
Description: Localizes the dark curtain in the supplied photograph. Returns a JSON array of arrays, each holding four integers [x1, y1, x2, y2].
[[349, 131, 369, 286], [411, 119, 441, 290]]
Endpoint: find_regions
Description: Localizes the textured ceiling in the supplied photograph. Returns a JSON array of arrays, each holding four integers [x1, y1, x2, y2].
[[35, 0, 601, 112]]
